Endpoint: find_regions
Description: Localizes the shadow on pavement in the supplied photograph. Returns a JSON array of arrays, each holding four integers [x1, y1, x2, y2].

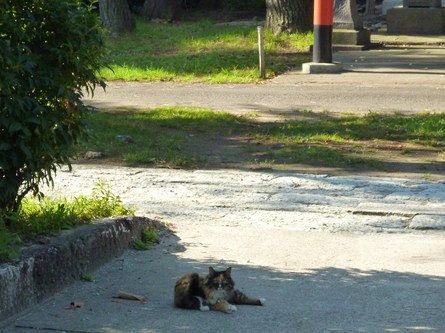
[[334, 47, 445, 75], [9, 231, 445, 333]]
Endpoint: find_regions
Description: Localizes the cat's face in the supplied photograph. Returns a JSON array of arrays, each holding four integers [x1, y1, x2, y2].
[[204, 267, 234, 300]]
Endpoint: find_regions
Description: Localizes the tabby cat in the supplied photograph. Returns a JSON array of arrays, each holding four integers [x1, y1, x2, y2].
[[174, 267, 265, 313]]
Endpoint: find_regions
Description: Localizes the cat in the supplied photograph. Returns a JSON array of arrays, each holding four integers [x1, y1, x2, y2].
[[174, 266, 265, 313]]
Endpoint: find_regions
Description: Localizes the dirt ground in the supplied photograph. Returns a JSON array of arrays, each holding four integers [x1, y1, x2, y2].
[[192, 138, 445, 181], [173, 109, 443, 181], [79, 109, 445, 181]]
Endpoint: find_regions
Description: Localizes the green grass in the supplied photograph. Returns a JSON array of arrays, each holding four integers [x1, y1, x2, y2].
[[79, 107, 251, 167], [132, 227, 160, 250], [76, 107, 445, 170], [0, 181, 135, 263], [262, 111, 445, 145], [252, 111, 445, 167], [100, 18, 312, 83], [252, 145, 374, 168]]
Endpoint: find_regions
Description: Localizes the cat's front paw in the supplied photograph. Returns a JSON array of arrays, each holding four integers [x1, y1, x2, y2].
[[259, 298, 266, 305], [225, 304, 237, 314], [195, 296, 210, 311], [200, 305, 210, 311]]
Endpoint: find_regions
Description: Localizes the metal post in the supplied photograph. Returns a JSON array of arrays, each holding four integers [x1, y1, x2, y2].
[[313, 0, 334, 63]]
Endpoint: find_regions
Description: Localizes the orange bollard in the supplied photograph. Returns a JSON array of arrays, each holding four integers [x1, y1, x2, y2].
[[313, 0, 334, 63]]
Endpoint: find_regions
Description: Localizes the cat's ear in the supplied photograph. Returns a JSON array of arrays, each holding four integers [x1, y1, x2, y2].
[[208, 267, 217, 276], [225, 267, 232, 276]]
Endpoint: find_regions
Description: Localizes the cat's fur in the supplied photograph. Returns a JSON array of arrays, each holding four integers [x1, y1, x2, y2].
[[174, 267, 265, 313]]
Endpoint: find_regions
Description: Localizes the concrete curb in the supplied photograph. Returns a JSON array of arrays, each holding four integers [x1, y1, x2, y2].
[[301, 61, 343, 74], [0, 216, 163, 324]]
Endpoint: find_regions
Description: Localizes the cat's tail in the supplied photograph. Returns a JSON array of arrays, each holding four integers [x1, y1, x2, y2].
[[174, 273, 208, 310]]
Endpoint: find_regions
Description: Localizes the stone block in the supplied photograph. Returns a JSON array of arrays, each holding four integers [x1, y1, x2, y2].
[[334, 0, 363, 30], [383, 0, 445, 14], [383, 0, 402, 14], [302, 62, 343, 74], [0, 216, 165, 323], [333, 29, 371, 46], [387, 8, 445, 34], [409, 214, 445, 230], [403, 0, 441, 7]]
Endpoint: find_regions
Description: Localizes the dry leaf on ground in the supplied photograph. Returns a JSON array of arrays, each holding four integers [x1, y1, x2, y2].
[[112, 291, 146, 302]]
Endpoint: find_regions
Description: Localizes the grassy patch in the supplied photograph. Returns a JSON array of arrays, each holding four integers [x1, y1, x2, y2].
[[81, 274, 94, 282], [252, 145, 374, 168], [100, 18, 312, 83], [249, 111, 445, 168], [76, 107, 445, 172], [0, 181, 135, 263], [261, 111, 445, 145], [78, 107, 251, 167], [132, 227, 160, 250]]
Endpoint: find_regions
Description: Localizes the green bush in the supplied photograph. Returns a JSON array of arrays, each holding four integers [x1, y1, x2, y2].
[[0, 0, 106, 213]]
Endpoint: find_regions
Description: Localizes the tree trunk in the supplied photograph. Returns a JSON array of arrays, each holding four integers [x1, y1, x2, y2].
[[99, 0, 136, 36], [142, 0, 182, 21], [266, 0, 313, 34]]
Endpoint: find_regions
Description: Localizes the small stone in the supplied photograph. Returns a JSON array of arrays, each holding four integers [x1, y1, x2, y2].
[[37, 236, 51, 245], [84, 151, 105, 159], [116, 135, 134, 143]]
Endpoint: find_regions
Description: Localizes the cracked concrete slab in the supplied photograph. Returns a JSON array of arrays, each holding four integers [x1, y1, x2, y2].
[[410, 214, 445, 230], [37, 165, 445, 233]]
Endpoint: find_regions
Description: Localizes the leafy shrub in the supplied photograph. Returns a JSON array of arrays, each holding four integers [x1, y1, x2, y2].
[[71, 180, 135, 221], [0, 0, 106, 213]]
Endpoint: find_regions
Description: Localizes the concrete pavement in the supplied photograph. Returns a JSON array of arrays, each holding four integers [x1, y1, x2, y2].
[[2, 166, 445, 332], [5, 226, 445, 333], [2, 39, 445, 332], [27, 166, 445, 233]]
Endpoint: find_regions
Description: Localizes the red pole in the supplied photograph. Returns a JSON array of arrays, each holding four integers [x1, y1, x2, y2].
[[313, 0, 334, 63]]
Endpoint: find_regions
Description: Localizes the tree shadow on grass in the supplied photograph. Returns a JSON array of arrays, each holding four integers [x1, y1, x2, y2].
[[77, 107, 445, 179]]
